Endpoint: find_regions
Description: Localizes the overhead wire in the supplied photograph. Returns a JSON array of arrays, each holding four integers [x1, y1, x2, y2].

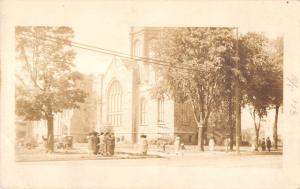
[[17, 31, 203, 73]]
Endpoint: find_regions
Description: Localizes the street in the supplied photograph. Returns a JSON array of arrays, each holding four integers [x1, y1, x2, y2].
[[19, 152, 282, 168], [12, 153, 295, 189]]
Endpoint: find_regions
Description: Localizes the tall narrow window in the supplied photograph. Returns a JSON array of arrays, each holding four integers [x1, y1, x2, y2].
[[158, 99, 164, 123], [148, 39, 156, 83], [148, 39, 156, 59], [182, 103, 188, 124], [107, 81, 122, 126], [140, 98, 147, 125], [134, 40, 142, 57]]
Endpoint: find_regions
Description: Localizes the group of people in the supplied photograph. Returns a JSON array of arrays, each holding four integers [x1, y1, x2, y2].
[[87, 132, 115, 156], [224, 136, 273, 152], [260, 137, 272, 152]]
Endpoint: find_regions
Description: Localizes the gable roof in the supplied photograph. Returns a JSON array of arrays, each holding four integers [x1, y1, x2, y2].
[[104, 56, 137, 76]]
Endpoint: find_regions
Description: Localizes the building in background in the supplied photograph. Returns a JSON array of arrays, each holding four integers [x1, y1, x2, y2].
[[17, 74, 97, 143], [16, 27, 283, 146], [94, 27, 198, 144]]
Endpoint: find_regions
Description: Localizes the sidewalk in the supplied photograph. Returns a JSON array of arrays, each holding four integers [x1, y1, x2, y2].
[[115, 144, 283, 157], [15, 143, 282, 162], [15, 144, 161, 162], [75, 143, 282, 156]]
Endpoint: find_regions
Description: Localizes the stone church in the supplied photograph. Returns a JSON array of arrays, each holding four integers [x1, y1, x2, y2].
[[94, 27, 198, 144], [20, 27, 282, 146]]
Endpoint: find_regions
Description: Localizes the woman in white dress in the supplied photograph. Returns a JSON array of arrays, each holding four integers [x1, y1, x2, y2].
[[174, 137, 181, 155]]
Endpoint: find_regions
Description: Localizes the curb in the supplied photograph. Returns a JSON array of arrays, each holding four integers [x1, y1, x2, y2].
[[15, 152, 162, 163]]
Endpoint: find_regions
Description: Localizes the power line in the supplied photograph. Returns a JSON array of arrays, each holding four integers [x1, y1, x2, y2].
[[18, 31, 203, 72], [20, 31, 198, 69]]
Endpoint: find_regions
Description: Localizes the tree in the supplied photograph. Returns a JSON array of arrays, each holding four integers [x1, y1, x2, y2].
[[269, 36, 283, 149], [151, 28, 237, 151], [239, 32, 274, 150], [15, 26, 87, 152]]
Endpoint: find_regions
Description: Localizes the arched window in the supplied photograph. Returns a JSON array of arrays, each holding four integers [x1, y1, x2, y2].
[[107, 81, 122, 126], [158, 99, 164, 123], [140, 98, 147, 125]]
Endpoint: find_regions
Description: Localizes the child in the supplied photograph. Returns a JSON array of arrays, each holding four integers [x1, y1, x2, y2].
[[180, 143, 185, 156]]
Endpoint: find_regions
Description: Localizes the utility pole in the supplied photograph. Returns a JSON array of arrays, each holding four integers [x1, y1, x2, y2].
[[235, 27, 241, 154]]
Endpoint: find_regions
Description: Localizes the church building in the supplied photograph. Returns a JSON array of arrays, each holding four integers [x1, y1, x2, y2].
[[18, 27, 282, 147], [94, 27, 198, 144]]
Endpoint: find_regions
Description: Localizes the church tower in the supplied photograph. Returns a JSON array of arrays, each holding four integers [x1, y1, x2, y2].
[[129, 27, 160, 142], [130, 27, 160, 84]]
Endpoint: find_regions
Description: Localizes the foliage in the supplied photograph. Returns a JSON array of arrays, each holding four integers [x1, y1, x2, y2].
[[15, 26, 87, 121], [151, 27, 238, 150], [269, 36, 283, 108], [239, 32, 282, 149]]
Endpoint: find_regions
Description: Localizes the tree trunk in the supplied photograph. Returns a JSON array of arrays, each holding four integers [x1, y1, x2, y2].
[[47, 115, 54, 153], [197, 124, 205, 151], [228, 93, 234, 150], [234, 75, 241, 153], [273, 105, 279, 149], [234, 28, 241, 154], [255, 128, 259, 151]]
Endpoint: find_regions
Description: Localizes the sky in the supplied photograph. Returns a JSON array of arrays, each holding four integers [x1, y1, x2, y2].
[[71, 25, 284, 132], [7, 1, 285, 76], [72, 26, 283, 75], [8, 1, 287, 133]]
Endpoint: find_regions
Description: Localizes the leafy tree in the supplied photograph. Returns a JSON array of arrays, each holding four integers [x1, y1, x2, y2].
[[151, 27, 237, 151], [15, 26, 87, 152], [269, 36, 283, 149], [239, 33, 275, 150]]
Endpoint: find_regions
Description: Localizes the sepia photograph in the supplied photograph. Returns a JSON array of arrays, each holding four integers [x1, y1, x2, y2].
[[1, 1, 300, 189], [14, 26, 283, 164]]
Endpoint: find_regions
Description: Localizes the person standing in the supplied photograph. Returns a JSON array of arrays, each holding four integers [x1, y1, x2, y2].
[[180, 143, 185, 156], [106, 133, 113, 156], [111, 133, 115, 156], [261, 138, 266, 151], [266, 137, 272, 152], [104, 133, 110, 156], [42, 136, 48, 153], [94, 134, 100, 155], [174, 136, 180, 155], [209, 137, 215, 151], [162, 141, 167, 153], [99, 132, 105, 156], [140, 135, 148, 156], [224, 137, 230, 153]]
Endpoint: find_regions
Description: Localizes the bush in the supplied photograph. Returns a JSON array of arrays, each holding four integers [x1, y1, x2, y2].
[[148, 136, 174, 146]]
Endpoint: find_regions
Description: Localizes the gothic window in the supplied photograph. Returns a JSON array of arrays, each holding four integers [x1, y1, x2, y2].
[[107, 81, 122, 126], [158, 99, 164, 123], [140, 98, 147, 125]]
